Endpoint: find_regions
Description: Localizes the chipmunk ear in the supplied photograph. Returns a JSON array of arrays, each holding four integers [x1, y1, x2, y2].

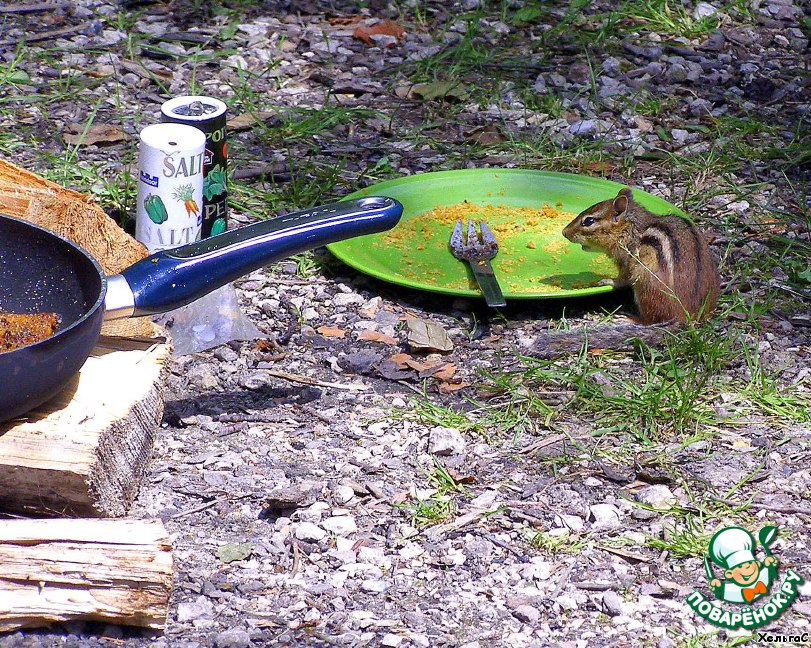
[[612, 189, 631, 222]]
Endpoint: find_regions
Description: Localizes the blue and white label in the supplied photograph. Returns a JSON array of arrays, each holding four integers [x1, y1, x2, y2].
[[139, 170, 159, 187]]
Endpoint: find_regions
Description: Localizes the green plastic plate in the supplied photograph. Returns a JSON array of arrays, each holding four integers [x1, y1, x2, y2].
[[327, 169, 687, 300]]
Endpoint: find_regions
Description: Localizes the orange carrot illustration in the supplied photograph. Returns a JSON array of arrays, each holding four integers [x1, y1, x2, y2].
[[172, 184, 199, 218]]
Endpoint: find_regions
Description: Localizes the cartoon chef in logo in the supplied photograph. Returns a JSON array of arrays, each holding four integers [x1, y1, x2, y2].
[[706, 526, 778, 604]]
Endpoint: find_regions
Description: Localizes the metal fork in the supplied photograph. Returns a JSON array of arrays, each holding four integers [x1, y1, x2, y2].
[[448, 219, 506, 308]]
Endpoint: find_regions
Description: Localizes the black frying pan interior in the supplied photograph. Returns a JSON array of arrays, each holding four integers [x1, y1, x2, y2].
[[0, 215, 102, 328]]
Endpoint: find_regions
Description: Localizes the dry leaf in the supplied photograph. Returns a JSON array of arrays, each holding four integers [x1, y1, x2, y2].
[[353, 19, 405, 46], [446, 467, 474, 484], [583, 161, 615, 174], [432, 364, 457, 381], [317, 326, 346, 338], [63, 123, 130, 146], [388, 352, 414, 369], [227, 111, 281, 132], [406, 358, 433, 373], [358, 303, 380, 318], [328, 15, 364, 26], [358, 330, 397, 345], [406, 316, 453, 353], [397, 81, 470, 102], [439, 381, 470, 394], [732, 438, 752, 450], [464, 124, 506, 145]]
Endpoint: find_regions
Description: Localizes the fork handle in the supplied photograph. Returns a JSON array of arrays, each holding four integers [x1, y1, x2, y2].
[[470, 259, 507, 308]]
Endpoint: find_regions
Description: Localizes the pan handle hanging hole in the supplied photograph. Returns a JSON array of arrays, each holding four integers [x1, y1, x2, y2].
[[357, 196, 391, 209]]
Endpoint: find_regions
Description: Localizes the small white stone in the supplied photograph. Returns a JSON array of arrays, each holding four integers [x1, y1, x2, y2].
[[381, 633, 403, 647], [522, 559, 553, 581], [295, 522, 327, 542], [590, 503, 622, 530], [513, 604, 540, 625], [399, 542, 425, 560], [557, 514, 585, 532], [333, 485, 356, 505], [361, 579, 390, 593], [693, 2, 718, 19], [321, 515, 358, 535], [332, 292, 364, 306], [637, 485, 677, 511], [428, 426, 466, 455]]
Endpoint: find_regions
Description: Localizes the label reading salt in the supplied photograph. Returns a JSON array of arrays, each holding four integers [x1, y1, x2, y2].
[[135, 123, 206, 254]]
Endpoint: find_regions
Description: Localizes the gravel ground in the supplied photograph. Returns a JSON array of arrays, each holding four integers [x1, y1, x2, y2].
[[0, 1, 810, 647]]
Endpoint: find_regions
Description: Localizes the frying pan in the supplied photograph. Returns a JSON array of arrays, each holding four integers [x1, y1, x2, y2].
[[0, 196, 402, 422]]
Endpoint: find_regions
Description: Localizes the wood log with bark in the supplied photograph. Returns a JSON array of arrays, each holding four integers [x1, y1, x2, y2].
[[0, 337, 170, 516], [0, 518, 173, 631]]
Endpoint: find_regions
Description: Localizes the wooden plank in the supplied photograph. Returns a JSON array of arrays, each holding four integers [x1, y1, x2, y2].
[[0, 518, 173, 631], [0, 336, 170, 517]]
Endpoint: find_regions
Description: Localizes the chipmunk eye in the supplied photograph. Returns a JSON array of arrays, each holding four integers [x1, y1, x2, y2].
[[582, 216, 595, 227]]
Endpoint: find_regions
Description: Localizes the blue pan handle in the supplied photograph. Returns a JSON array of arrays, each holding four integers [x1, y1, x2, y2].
[[104, 196, 402, 319]]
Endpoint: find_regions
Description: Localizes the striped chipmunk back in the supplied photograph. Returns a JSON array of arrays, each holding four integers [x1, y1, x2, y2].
[[563, 188, 720, 324]]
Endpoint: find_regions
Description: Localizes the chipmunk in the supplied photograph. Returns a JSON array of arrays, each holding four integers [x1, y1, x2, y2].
[[533, 188, 720, 357]]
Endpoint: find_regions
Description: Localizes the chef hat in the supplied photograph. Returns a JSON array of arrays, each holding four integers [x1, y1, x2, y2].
[[709, 527, 756, 570]]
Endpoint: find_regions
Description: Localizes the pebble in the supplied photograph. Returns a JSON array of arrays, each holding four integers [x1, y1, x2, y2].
[[295, 522, 327, 542], [590, 503, 622, 530], [602, 591, 626, 616], [569, 119, 595, 136], [381, 633, 403, 647], [321, 515, 358, 535], [176, 596, 214, 622], [214, 628, 251, 648], [512, 605, 541, 624], [693, 2, 718, 18], [637, 485, 676, 511], [428, 426, 467, 455]]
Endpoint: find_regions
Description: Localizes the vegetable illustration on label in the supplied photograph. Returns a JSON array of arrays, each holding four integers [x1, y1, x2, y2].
[[144, 193, 169, 224], [173, 183, 199, 217], [210, 218, 227, 236], [204, 164, 227, 200]]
